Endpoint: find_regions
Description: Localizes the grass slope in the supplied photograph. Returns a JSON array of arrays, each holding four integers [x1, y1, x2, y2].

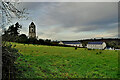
[[11, 42, 118, 78]]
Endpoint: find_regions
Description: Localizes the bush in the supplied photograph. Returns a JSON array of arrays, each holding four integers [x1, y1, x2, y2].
[[96, 52, 99, 54], [2, 45, 21, 79], [88, 48, 92, 50]]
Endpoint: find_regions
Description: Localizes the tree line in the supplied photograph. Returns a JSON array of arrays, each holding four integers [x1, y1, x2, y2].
[[2, 22, 61, 46], [2, 22, 120, 48], [79, 38, 120, 49]]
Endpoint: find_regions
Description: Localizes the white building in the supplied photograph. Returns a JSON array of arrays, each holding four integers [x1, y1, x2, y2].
[[87, 42, 106, 49], [105, 47, 115, 50], [59, 41, 83, 47]]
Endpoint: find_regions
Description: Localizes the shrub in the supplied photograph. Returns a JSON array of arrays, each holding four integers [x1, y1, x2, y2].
[[2, 45, 21, 79], [96, 52, 99, 54], [88, 49, 92, 50], [99, 51, 102, 54]]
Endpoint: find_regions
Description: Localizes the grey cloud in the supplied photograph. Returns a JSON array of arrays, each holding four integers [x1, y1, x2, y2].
[[73, 22, 118, 32], [19, 0, 119, 2], [35, 2, 117, 32], [11, 2, 118, 40], [49, 3, 117, 24]]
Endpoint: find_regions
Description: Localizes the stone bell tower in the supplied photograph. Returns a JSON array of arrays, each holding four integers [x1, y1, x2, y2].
[[29, 22, 36, 38]]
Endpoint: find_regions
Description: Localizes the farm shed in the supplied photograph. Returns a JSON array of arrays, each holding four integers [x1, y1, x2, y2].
[[59, 41, 83, 47], [87, 42, 106, 49]]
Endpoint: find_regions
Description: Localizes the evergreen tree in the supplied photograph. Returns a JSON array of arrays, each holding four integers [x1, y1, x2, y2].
[[2, 22, 22, 42]]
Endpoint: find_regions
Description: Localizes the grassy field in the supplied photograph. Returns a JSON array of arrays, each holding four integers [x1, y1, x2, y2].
[[11, 42, 118, 78]]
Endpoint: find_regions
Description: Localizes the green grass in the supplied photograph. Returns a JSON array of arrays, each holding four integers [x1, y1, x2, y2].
[[11, 42, 118, 78]]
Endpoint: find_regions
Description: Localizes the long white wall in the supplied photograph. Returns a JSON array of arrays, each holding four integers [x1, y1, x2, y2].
[[65, 44, 83, 47], [87, 42, 106, 49], [59, 42, 83, 47]]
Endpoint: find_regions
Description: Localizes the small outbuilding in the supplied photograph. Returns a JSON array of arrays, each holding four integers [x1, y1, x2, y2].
[[87, 42, 106, 49], [105, 47, 115, 50], [59, 41, 83, 47]]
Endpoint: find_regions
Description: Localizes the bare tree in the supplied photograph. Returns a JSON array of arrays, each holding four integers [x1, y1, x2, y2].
[[0, 1, 29, 45], [0, 1, 28, 32]]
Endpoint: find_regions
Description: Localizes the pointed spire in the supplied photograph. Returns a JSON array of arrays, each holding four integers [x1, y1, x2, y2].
[[31, 22, 34, 25]]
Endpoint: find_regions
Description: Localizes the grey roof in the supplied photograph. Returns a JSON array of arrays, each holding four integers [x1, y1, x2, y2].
[[88, 42, 103, 44], [62, 42, 81, 44]]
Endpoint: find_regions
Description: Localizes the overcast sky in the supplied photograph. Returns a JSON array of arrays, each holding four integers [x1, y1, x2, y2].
[[1, 2, 118, 40]]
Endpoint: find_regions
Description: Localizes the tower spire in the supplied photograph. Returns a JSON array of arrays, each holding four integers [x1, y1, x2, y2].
[[29, 22, 36, 38]]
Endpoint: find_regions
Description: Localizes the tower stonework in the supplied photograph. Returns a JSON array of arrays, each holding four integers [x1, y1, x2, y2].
[[29, 22, 36, 38]]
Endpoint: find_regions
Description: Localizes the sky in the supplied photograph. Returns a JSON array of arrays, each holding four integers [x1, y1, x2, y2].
[[0, 1, 118, 40]]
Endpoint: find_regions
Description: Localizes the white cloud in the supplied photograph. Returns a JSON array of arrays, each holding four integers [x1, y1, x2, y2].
[[18, 0, 119, 2], [3, 2, 118, 40]]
